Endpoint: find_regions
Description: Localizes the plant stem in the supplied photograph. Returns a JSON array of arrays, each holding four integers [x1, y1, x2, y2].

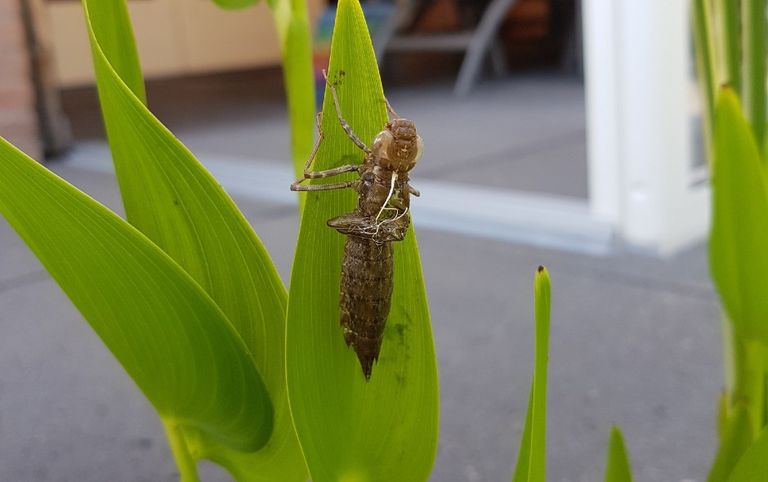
[[163, 420, 201, 482], [730, 332, 765, 436], [716, 0, 742, 92], [692, 0, 717, 164], [742, 0, 767, 153]]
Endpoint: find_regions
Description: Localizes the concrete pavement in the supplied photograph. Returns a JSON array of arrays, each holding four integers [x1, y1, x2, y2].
[[0, 72, 721, 481]]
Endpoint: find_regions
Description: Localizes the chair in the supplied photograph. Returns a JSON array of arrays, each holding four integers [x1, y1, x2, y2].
[[375, 0, 520, 95]]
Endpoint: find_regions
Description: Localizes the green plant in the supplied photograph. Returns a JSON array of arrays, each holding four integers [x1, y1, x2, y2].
[[0, 0, 635, 480], [1, 0, 441, 480], [216, 0, 315, 179], [692, 1, 768, 480], [512, 267, 550, 482], [509, 268, 632, 482], [285, 2, 439, 480]]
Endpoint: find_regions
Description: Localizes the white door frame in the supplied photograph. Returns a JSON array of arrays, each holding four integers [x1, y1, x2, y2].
[[582, 0, 710, 255]]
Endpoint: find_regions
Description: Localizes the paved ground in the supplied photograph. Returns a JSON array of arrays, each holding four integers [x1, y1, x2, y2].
[[0, 71, 722, 482], [62, 69, 589, 200]]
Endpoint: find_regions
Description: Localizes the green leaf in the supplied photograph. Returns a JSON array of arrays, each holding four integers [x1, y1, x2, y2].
[[709, 88, 768, 344], [82, 0, 306, 478], [742, 0, 767, 151], [603, 426, 633, 482], [278, 7, 316, 180], [512, 267, 551, 482], [264, 0, 316, 180], [0, 137, 271, 451], [727, 425, 768, 482], [511, 387, 534, 482], [285, 0, 439, 480], [211, 0, 259, 9], [81, 0, 145, 103], [708, 407, 754, 482]]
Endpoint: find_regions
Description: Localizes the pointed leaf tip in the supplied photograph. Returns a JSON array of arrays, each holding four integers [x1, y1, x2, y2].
[[286, 0, 438, 479], [512, 266, 552, 482], [604, 426, 632, 482]]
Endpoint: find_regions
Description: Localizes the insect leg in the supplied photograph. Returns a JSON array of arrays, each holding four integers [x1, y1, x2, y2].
[[323, 70, 371, 154], [301, 111, 325, 173], [290, 112, 326, 190], [384, 97, 401, 119], [291, 180, 359, 192], [291, 112, 362, 189], [303, 164, 360, 179]]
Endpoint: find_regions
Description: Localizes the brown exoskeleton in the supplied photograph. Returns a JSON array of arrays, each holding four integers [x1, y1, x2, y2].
[[290, 73, 422, 380]]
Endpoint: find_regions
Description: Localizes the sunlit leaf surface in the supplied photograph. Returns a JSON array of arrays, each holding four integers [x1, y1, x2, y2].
[[0, 138, 271, 451], [726, 425, 768, 482], [82, 0, 306, 478], [285, 0, 439, 480], [709, 88, 768, 344], [512, 267, 550, 482]]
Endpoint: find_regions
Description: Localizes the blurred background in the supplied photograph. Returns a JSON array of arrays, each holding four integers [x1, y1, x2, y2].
[[0, 1, 719, 481]]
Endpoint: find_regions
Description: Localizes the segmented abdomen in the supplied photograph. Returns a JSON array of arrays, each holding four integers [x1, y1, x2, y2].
[[339, 235, 394, 379]]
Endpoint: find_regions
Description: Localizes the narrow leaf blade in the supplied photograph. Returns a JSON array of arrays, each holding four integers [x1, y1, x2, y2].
[[211, 0, 259, 9], [285, 0, 439, 480], [603, 426, 633, 482], [511, 267, 550, 482], [511, 387, 534, 482], [709, 88, 768, 343], [0, 138, 271, 451]]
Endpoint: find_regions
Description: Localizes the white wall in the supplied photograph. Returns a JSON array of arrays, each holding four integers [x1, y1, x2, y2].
[[583, 0, 710, 255]]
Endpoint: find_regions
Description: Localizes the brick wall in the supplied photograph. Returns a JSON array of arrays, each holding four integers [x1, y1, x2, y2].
[[0, 0, 42, 160]]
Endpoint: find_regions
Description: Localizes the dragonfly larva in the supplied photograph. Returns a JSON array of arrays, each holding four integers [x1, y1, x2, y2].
[[291, 73, 422, 380]]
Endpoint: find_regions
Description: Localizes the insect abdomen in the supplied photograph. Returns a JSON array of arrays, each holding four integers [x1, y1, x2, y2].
[[339, 236, 394, 379]]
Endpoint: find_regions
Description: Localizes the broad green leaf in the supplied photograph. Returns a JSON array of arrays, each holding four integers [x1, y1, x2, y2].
[[285, 0, 439, 480], [82, 0, 145, 103], [603, 426, 633, 482], [512, 267, 551, 482], [727, 425, 768, 481], [0, 138, 271, 451], [709, 88, 768, 344], [82, 1, 306, 478], [708, 407, 754, 482]]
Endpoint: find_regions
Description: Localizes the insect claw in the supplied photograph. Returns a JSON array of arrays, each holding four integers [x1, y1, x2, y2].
[[361, 361, 374, 381]]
